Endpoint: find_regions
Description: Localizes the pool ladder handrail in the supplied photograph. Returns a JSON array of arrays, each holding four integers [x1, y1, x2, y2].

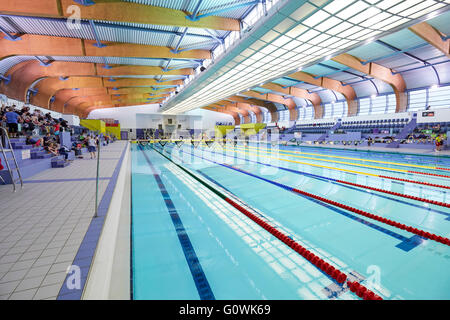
[[0, 127, 23, 192]]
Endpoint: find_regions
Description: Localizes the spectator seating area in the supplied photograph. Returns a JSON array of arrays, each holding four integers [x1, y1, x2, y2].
[[416, 121, 450, 134], [290, 122, 336, 134], [261, 112, 449, 152], [340, 118, 410, 134], [1, 104, 117, 185]]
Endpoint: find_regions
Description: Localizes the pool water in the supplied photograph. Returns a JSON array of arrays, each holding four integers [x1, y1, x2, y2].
[[130, 142, 450, 300]]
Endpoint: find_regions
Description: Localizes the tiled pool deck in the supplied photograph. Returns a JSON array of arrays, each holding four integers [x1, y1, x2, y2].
[[0, 141, 128, 300]]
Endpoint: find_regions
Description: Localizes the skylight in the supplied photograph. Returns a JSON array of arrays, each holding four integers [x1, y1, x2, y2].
[[161, 0, 449, 114]]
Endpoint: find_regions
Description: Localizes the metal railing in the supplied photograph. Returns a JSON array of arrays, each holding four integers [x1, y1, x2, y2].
[[94, 134, 101, 218], [0, 127, 23, 192]]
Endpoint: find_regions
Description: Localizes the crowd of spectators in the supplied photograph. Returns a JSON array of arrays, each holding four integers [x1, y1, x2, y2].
[[1, 104, 117, 160], [71, 131, 115, 160], [1, 104, 70, 157]]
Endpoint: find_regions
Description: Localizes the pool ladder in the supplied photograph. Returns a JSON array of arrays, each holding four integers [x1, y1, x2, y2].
[[0, 127, 23, 192]]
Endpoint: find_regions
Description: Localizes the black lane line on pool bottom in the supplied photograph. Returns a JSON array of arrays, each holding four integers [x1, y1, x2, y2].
[[139, 145, 215, 300]]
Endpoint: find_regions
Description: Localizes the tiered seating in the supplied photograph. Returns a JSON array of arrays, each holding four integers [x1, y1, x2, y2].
[[340, 118, 409, 133], [51, 157, 70, 168], [416, 121, 450, 133], [0, 137, 65, 183], [293, 122, 335, 134], [9, 138, 33, 150]]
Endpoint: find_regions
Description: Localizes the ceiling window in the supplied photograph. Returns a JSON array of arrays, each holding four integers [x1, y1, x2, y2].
[[371, 95, 388, 115], [408, 89, 427, 111], [297, 107, 306, 120], [238, 113, 244, 124], [278, 109, 290, 121], [332, 101, 347, 117], [386, 94, 396, 113], [323, 102, 333, 118], [262, 110, 272, 123], [249, 110, 257, 123], [358, 98, 371, 116], [428, 85, 450, 110], [163, 0, 448, 113], [299, 105, 315, 120]]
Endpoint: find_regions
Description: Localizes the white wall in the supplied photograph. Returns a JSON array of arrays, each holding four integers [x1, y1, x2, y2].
[[185, 108, 234, 129], [417, 108, 450, 123], [62, 114, 80, 126], [88, 104, 235, 130], [135, 114, 202, 131], [88, 104, 160, 128]]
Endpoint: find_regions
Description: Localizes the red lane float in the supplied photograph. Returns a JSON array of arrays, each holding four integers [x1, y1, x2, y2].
[[436, 167, 450, 171], [348, 281, 383, 300], [337, 180, 450, 208], [408, 170, 450, 179], [195, 147, 450, 247], [289, 187, 450, 247], [223, 198, 381, 300], [379, 175, 450, 190]]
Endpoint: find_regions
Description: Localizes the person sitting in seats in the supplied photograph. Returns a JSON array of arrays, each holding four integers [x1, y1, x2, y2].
[[43, 132, 54, 148], [47, 142, 59, 156], [59, 145, 71, 161], [72, 142, 83, 159], [59, 118, 68, 132], [26, 134, 43, 148]]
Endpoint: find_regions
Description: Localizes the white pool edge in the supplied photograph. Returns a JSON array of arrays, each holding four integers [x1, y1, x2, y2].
[[82, 142, 131, 300]]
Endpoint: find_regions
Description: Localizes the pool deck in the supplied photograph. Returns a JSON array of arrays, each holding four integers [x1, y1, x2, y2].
[[296, 143, 450, 157], [0, 141, 127, 300]]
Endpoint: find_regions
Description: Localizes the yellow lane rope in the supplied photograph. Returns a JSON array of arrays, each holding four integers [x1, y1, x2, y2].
[[243, 144, 449, 171], [212, 146, 381, 178], [231, 145, 411, 175]]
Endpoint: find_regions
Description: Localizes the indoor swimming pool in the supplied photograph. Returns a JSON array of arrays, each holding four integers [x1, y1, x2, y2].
[[130, 142, 450, 300]]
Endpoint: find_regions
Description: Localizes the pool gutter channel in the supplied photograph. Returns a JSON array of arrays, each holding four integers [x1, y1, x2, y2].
[[81, 142, 131, 300]]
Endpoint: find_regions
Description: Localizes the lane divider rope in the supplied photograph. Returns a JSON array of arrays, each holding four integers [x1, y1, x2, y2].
[[222, 146, 450, 190], [234, 145, 450, 179], [336, 180, 450, 208], [243, 144, 450, 172], [180, 145, 450, 247], [150, 144, 383, 300], [200, 145, 450, 208]]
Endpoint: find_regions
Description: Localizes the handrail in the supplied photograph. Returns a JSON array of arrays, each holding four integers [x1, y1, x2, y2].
[[0, 127, 23, 192], [94, 136, 101, 218]]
